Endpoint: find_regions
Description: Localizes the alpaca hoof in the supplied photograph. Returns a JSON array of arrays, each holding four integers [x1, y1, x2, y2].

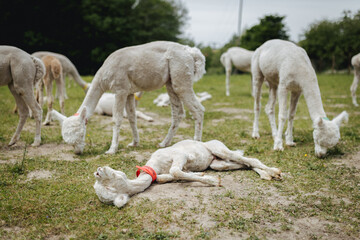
[[43, 121, 51, 126], [105, 149, 116, 155], [127, 141, 139, 147], [147, 118, 154, 122], [31, 141, 41, 147], [8, 140, 16, 146], [269, 167, 282, 180], [273, 144, 284, 151], [286, 141, 296, 147], [158, 141, 168, 148], [252, 132, 260, 139], [354, 103, 359, 107]]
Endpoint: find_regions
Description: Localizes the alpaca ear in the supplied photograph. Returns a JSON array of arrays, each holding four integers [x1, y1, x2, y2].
[[79, 107, 87, 124], [114, 194, 129, 208], [51, 109, 66, 126], [314, 117, 324, 128], [332, 111, 349, 127]]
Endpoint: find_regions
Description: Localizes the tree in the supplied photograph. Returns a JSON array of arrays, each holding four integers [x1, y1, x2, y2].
[[299, 10, 360, 72], [240, 15, 289, 50], [0, 0, 188, 74]]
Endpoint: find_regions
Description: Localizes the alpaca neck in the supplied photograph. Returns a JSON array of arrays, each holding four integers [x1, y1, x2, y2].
[[70, 67, 88, 89], [127, 174, 153, 196], [77, 76, 104, 118], [302, 78, 327, 122]]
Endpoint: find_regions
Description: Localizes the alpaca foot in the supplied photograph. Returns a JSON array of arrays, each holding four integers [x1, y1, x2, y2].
[[43, 121, 51, 126], [252, 131, 260, 139], [266, 167, 282, 180], [127, 141, 139, 147], [105, 148, 116, 155], [203, 175, 221, 186], [286, 141, 296, 147], [31, 139, 41, 147], [354, 102, 359, 107], [274, 139, 284, 151], [158, 140, 170, 148]]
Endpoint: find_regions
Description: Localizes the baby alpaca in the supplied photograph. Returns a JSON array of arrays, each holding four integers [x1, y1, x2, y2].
[[94, 139, 281, 208], [37, 55, 65, 125], [220, 47, 253, 96], [153, 92, 212, 107], [32, 51, 90, 97], [94, 92, 154, 122], [0, 46, 45, 146], [351, 53, 360, 107], [251, 39, 348, 157], [51, 41, 206, 154]]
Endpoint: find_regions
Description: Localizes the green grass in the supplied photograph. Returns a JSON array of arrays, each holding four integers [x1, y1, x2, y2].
[[0, 73, 359, 239]]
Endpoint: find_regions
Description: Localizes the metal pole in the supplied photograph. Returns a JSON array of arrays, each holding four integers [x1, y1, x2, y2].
[[238, 0, 243, 36]]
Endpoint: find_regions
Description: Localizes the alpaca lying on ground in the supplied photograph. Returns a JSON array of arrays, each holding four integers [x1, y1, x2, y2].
[[36, 55, 65, 125], [94, 92, 153, 122], [351, 53, 360, 107], [51, 41, 206, 154], [153, 92, 212, 107], [94, 139, 282, 208], [0, 46, 45, 146], [220, 47, 254, 96], [251, 39, 348, 158], [32, 51, 90, 98]]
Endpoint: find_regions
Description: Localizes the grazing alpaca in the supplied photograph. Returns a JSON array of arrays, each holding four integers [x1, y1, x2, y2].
[[351, 53, 360, 107], [51, 41, 206, 154], [251, 39, 348, 158], [0, 46, 45, 146], [36, 55, 65, 125], [94, 92, 154, 122], [94, 139, 282, 208], [32, 51, 90, 97], [220, 47, 254, 96]]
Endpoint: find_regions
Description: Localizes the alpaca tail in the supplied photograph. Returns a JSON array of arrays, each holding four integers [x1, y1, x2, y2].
[[31, 56, 46, 85], [51, 59, 62, 79], [185, 46, 206, 82]]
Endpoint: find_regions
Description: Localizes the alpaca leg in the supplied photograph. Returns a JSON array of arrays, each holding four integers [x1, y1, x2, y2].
[[55, 73, 65, 115], [159, 83, 185, 147], [156, 174, 175, 183], [178, 90, 204, 142], [8, 84, 30, 146], [251, 69, 264, 139], [169, 155, 220, 186], [274, 86, 288, 151], [106, 92, 127, 154], [43, 80, 54, 125], [205, 140, 281, 180], [210, 159, 247, 170], [265, 85, 278, 139], [225, 61, 232, 96], [285, 91, 301, 146], [351, 68, 359, 107], [125, 94, 139, 147]]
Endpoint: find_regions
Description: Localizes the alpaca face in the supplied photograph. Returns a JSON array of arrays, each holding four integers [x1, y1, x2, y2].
[[93, 166, 130, 207], [313, 119, 340, 158], [62, 116, 86, 154]]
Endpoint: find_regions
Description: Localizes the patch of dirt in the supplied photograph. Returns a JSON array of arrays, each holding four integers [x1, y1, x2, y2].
[[1, 143, 78, 163], [333, 151, 360, 170], [25, 170, 55, 182]]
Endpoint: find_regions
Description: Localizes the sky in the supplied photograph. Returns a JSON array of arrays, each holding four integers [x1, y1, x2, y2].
[[180, 0, 360, 48]]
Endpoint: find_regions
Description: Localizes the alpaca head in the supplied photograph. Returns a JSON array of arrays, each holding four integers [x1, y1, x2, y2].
[[51, 107, 87, 154], [313, 111, 348, 157], [93, 166, 130, 208]]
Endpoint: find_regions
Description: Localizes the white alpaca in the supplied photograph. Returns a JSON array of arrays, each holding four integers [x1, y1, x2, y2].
[[251, 39, 348, 158], [94, 92, 154, 122], [94, 139, 282, 208], [32, 51, 90, 97], [220, 47, 254, 96], [0, 46, 45, 146], [51, 41, 206, 154], [351, 53, 360, 107], [153, 92, 212, 107], [36, 55, 65, 125]]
